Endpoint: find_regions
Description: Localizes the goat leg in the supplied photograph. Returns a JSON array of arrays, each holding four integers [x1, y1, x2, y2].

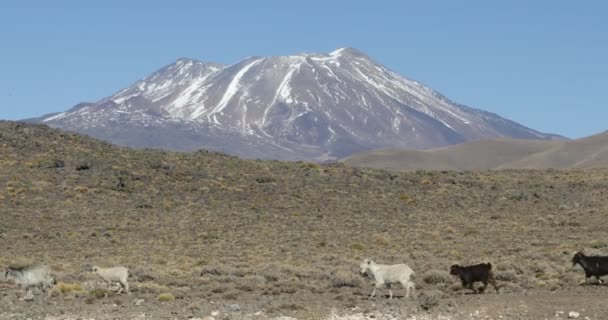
[[466, 282, 477, 294]]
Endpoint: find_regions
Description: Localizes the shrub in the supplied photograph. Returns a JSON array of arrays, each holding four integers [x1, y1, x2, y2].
[[351, 243, 364, 251], [156, 293, 175, 302], [399, 193, 416, 204], [330, 270, 362, 288], [418, 290, 442, 310], [495, 271, 517, 282], [422, 270, 452, 285], [89, 288, 112, 299], [134, 282, 170, 294], [589, 239, 608, 249], [199, 265, 222, 277], [52, 282, 83, 295], [374, 233, 390, 246]]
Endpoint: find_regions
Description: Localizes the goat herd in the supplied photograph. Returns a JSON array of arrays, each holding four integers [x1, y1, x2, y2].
[[2, 251, 608, 301], [360, 250, 608, 299]]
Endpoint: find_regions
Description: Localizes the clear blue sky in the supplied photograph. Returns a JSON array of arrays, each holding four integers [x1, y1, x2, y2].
[[1, 1, 606, 138]]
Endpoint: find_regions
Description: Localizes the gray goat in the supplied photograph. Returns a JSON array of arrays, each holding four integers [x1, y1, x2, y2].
[[4, 264, 55, 294]]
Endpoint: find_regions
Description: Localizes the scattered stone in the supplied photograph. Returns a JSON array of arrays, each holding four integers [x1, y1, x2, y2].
[[569, 311, 580, 319], [135, 299, 145, 306], [53, 160, 65, 168], [211, 311, 220, 317], [228, 304, 241, 312], [22, 291, 34, 301], [201, 317, 215, 320]]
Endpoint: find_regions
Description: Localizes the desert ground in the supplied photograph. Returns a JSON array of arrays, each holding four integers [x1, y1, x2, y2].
[[2, 121, 608, 319]]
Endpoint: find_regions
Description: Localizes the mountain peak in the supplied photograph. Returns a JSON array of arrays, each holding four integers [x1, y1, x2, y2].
[[38, 48, 558, 161], [176, 57, 199, 63], [329, 47, 368, 58]]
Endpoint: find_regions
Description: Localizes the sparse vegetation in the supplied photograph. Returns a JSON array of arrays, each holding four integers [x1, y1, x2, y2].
[[418, 290, 442, 310], [52, 282, 83, 295], [2, 122, 608, 317], [89, 288, 112, 299], [156, 293, 175, 302], [422, 270, 452, 285]]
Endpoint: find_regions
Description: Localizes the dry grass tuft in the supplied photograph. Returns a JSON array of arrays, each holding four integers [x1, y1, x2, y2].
[[89, 288, 112, 299], [51, 282, 83, 296], [156, 293, 175, 302]]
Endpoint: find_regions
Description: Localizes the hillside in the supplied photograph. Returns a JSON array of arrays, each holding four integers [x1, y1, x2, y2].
[[1, 121, 608, 319], [342, 132, 608, 171], [35, 48, 560, 161]]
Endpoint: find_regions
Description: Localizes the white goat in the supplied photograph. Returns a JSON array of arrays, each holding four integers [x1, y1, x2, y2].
[[4, 264, 55, 294], [359, 258, 415, 299], [92, 266, 129, 294]]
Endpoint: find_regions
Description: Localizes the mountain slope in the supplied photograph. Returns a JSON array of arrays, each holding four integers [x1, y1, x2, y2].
[[342, 132, 608, 171], [38, 48, 560, 160], [505, 132, 608, 169]]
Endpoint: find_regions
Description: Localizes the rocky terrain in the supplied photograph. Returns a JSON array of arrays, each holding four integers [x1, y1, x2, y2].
[[1, 121, 608, 319]]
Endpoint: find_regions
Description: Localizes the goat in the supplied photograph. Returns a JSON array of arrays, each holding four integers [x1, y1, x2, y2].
[[359, 258, 415, 299], [571, 251, 608, 284], [450, 263, 498, 294], [4, 264, 55, 294], [92, 266, 129, 294]]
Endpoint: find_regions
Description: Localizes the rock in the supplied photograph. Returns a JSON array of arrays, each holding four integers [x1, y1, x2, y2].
[[569, 311, 580, 319], [135, 299, 145, 306], [53, 160, 65, 168], [211, 311, 220, 317], [22, 291, 34, 301], [228, 304, 241, 312]]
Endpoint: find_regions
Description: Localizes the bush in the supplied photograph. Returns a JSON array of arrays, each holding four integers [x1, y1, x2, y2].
[[52, 282, 83, 295], [134, 282, 171, 294], [330, 270, 362, 288], [589, 240, 608, 249], [200, 265, 222, 277], [495, 271, 517, 282], [156, 293, 175, 302], [422, 270, 452, 285], [418, 290, 442, 310], [374, 233, 390, 246], [89, 288, 112, 299]]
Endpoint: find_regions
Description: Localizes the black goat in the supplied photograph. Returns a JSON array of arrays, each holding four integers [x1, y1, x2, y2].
[[450, 263, 498, 294], [572, 251, 608, 284]]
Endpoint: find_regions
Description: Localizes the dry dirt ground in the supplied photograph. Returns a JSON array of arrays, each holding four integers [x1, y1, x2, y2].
[[2, 121, 608, 319]]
